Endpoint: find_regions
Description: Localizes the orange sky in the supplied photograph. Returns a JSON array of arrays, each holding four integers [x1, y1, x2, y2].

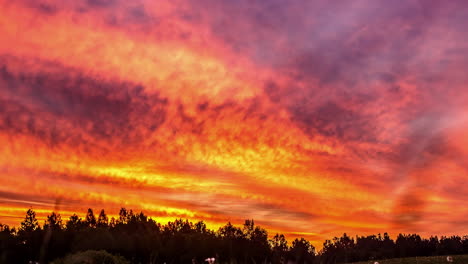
[[1, 0, 468, 247]]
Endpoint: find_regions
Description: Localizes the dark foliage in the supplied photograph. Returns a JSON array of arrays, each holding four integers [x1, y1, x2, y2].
[[319, 233, 468, 263], [1, 209, 468, 264], [51, 250, 129, 264]]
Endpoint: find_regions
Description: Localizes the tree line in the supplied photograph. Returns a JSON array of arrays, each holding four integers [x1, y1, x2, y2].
[[0, 208, 467, 264]]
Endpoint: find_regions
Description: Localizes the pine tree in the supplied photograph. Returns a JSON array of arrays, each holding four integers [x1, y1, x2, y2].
[[85, 208, 97, 228], [20, 208, 40, 233], [44, 212, 63, 230], [97, 209, 109, 228], [66, 214, 83, 231]]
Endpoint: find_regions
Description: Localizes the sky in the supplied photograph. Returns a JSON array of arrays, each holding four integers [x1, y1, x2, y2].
[[1, 0, 468, 247]]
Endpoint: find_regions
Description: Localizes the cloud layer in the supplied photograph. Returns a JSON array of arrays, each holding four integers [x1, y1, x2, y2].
[[1, 0, 468, 246]]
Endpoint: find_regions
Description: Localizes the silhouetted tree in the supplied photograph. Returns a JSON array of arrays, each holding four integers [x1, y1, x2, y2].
[[321, 233, 356, 263], [439, 236, 463, 255], [242, 220, 270, 263], [18, 209, 42, 263], [97, 209, 109, 228], [4, 208, 468, 264], [66, 214, 85, 231], [195, 220, 207, 234], [85, 208, 97, 228], [44, 212, 63, 230], [0, 223, 19, 263], [41, 212, 68, 263], [217, 222, 246, 263], [270, 233, 288, 263], [20, 209, 40, 233], [396, 234, 423, 257], [380, 232, 396, 259], [118, 208, 128, 224], [290, 238, 315, 264]]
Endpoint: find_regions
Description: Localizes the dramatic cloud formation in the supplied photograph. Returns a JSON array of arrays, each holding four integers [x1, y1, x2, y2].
[[1, 0, 468, 246]]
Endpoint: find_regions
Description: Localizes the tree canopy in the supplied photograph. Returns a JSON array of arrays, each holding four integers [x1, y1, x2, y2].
[[1, 208, 468, 264]]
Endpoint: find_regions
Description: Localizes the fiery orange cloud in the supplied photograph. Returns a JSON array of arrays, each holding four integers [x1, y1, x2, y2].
[[1, 0, 468, 248]]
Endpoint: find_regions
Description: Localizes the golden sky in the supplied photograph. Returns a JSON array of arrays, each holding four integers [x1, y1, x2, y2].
[[1, 0, 468, 247]]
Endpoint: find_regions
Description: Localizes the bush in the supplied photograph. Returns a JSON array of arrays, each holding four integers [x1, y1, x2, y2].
[[51, 250, 129, 264]]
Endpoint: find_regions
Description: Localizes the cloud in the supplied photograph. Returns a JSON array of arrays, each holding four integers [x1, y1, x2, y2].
[[289, 100, 376, 142], [1, 0, 468, 247], [0, 56, 168, 151]]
